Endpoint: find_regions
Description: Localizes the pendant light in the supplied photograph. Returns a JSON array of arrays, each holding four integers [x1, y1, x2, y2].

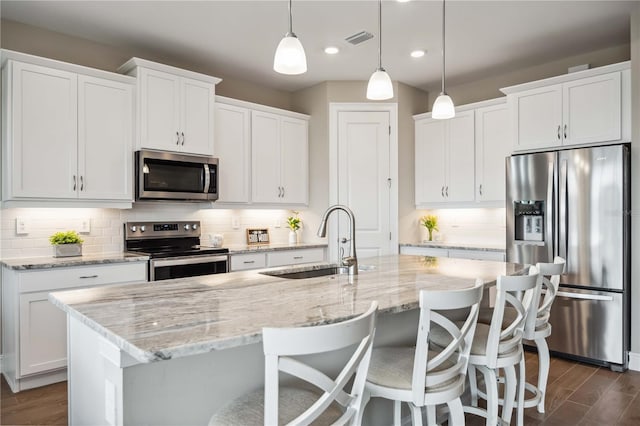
[[432, 0, 455, 119], [367, 0, 393, 100], [273, 0, 307, 75]]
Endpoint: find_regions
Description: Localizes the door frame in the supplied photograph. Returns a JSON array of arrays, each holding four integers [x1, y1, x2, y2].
[[328, 102, 399, 262]]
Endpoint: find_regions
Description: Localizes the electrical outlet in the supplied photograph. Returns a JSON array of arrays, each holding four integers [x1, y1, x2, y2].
[[274, 218, 281, 228], [79, 218, 91, 234], [231, 216, 240, 230], [15, 217, 29, 235]]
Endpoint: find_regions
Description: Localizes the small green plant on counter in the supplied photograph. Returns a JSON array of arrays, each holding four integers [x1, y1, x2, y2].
[[286, 213, 301, 231], [49, 230, 84, 245], [420, 215, 439, 241]]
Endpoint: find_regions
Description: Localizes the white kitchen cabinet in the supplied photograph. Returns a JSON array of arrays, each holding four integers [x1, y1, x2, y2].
[[251, 110, 309, 205], [502, 62, 630, 152], [2, 261, 147, 392], [2, 55, 134, 205], [119, 58, 221, 156], [475, 101, 510, 204], [414, 110, 474, 207], [267, 248, 325, 267], [400, 245, 505, 261], [230, 253, 267, 271], [214, 102, 251, 203]]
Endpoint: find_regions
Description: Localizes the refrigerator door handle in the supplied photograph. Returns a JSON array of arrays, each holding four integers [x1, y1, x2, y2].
[[546, 161, 554, 261], [556, 291, 614, 302], [559, 159, 568, 260]]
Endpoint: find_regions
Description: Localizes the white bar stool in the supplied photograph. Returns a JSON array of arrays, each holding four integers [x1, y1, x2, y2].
[[209, 302, 378, 426], [360, 283, 484, 425]]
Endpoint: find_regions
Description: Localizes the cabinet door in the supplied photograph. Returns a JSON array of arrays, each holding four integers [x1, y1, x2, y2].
[[415, 118, 446, 205], [563, 72, 621, 146], [251, 111, 281, 203], [230, 253, 267, 271], [214, 103, 251, 203], [19, 291, 67, 376], [78, 76, 133, 200], [446, 111, 475, 203], [475, 104, 510, 203], [8, 61, 78, 199], [279, 117, 308, 204], [139, 68, 181, 151], [267, 248, 325, 267], [181, 78, 214, 155], [510, 84, 562, 151]]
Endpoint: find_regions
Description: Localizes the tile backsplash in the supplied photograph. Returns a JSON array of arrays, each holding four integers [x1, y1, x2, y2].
[[415, 208, 506, 248], [0, 205, 315, 259]]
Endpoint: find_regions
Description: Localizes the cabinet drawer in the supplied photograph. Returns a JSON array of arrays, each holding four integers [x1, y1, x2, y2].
[[267, 248, 325, 267], [400, 246, 449, 257], [448, 249, 506, 261], [19, 262, 147, 293], [230, 253, 266, 271]]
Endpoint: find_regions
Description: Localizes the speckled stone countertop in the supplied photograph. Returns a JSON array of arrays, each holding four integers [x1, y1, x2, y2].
[[400, 242, 505, 252], [225, 242, 327, 254], [49, 254, 525, 364], [1, 252, 149, 270]]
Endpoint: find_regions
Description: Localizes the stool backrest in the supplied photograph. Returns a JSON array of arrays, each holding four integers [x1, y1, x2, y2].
[[413, 282, 484, 406], [529, 257, 566, 336], [262, 302, 378, 426], [485, 269, 541, 368]]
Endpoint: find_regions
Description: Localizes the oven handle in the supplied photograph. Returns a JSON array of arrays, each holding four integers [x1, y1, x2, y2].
[[151, 254, 228, 268]]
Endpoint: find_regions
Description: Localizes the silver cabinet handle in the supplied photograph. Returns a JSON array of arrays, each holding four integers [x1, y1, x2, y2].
[[79, 275, 98, 279], [277, 187, 282, 198], [282, 187, 285, 197], [80, 176, 84, 191], [479, 184, 483, 196], [563, 124, 567, 140], [243, 260, 255, 264], [176, 131, 180, 145], [557, 125, 561, 140], [181, 132, 185, 145], [293, 256, 303, 260], [73, 175, 77, 191], [445, 186, 449, 197], [441, 186, 445, 198]]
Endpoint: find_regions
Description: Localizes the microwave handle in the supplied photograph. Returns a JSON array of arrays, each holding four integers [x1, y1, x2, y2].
[[203, 164, 211, 193]]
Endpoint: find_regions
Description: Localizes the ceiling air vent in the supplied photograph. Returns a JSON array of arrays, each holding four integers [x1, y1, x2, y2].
[[345, 31, 374, 46]]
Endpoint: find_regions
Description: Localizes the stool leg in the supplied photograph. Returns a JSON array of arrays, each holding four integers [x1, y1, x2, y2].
[[393, 400, 402, 426], [468, 364, 479, 407], [535, 337, 550, 414], [502, 365, 517, 425], [517, 358, 526, 426], [355, 388, 371, 425], [481, 367, 498, 426], [410, 403, 423, 426], [427, 405, 436, 425], [447, 398, 465, 426]]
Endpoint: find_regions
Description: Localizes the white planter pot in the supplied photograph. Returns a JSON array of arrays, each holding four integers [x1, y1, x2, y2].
[[53, 243, 82, 258], [288, 231, 298, 245]]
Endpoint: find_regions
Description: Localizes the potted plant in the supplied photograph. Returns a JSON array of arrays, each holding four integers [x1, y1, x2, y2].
[[49, 230, 84, 257], [286, 212, 301, 244], [420, 215, 439, 242]]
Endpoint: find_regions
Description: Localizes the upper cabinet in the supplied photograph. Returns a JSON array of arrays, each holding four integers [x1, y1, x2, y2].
[[118, 58, 221, 156], [475, 101, 510, 204], [214, 101, 251, 203], [502, 62, 630, 152], [251, 110, 309, 205], [1, 51, 134, 207], [415, 110, 475, 207]]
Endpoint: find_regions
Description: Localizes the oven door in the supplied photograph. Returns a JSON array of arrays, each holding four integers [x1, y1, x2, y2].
[[150, 254, 228, 281]]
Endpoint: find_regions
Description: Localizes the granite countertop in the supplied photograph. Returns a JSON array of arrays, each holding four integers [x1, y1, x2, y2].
[[49, 254, 526, 364], [1, 252, 150, 270], [225, 242, 327, 254], [400, 242, 506, 252]]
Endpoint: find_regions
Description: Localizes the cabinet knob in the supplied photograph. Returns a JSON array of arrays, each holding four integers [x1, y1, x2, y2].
[[140, 225, 146, 233], [184, 224, 191, 231], [130, 225, 137, 232]]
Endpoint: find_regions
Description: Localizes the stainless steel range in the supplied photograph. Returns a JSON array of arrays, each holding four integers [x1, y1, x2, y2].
[[125, 221, 229, 281]]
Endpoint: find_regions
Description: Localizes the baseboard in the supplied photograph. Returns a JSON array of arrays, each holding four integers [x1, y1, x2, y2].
[[628, 352, 640, 371]]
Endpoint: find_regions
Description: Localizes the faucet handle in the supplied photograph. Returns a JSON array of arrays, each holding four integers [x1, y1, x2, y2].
[[341, 256, 357, 267]]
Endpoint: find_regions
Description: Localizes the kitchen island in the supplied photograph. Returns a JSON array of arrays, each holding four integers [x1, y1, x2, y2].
[[50, 254, 525, 425]]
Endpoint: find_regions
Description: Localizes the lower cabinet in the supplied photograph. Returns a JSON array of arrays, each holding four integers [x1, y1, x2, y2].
[[2, 261, 147, 392], [229, 247, 326, 272], [399, 245, 505, 261]]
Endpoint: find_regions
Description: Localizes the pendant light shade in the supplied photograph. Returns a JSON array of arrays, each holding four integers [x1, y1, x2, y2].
[[367, 0, 393, 100], [432, 0, 455, 119], [274, 0, 307, 75]]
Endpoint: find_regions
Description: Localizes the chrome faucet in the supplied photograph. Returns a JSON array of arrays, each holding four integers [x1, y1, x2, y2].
[[317, 205, 358, 276]]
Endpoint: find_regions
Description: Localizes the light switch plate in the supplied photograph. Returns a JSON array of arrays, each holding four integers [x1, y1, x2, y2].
[[78, 218, 91, 233], [231, 216, 240, 230], [15, 217, 29, 235]]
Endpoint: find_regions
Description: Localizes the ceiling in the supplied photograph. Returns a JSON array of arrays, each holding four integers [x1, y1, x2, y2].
[[0, 1, 635, 93]]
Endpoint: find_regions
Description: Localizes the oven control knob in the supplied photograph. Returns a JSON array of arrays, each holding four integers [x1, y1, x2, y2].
[[130, 226, 137, 232], [192, 224, 199, 230], [184, 224, 191, 231], [140, 226, 146, 233]]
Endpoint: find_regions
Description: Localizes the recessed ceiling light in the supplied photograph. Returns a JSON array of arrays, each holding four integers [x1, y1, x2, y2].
[[410, 50, 426, 58], [324, 46, 340, 55]]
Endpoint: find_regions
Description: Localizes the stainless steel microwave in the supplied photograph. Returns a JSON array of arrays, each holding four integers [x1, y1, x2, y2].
[[136, 150, 218, 202]]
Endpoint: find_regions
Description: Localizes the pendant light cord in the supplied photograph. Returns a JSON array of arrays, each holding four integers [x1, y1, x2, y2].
[[288, 0, 294, 36], [378, 0, 383, 70], [441, 0, 446, 94]]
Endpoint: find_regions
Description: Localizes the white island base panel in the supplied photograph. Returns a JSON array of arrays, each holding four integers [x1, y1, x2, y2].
[[68, 309, 420, 426]]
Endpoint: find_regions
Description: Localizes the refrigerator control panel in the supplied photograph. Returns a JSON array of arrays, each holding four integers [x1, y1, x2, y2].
[[514, 200, 545, 242]]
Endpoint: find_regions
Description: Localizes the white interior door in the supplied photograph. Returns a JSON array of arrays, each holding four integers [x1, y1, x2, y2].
[[337, 111, 391, 259]]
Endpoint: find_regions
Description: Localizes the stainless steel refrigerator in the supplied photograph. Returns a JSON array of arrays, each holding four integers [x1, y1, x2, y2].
[[506, 144, 630, 371]]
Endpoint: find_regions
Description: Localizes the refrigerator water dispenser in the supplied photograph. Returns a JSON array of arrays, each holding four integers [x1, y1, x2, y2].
[[514, 200, 544, 242]]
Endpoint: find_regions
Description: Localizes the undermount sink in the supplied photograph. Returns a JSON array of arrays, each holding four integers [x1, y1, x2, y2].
[[260, 265, 348, 279]]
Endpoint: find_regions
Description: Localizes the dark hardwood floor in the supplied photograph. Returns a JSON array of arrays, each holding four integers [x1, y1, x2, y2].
[[2, 352, 640, 425]]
